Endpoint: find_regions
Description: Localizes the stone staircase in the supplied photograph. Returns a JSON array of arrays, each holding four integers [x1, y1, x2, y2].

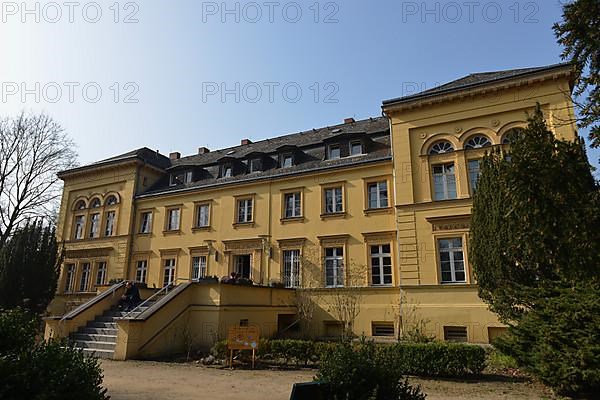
[[68, 302, 155, 359]]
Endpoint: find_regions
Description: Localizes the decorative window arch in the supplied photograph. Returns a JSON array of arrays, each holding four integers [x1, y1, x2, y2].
[[105, 195, 119, 206], [74, 200, 87, 210], [502, 128, 524, 144], [465, 135, 492, 149], [428, 141, 454, 155], [90, 198, 102, 208]]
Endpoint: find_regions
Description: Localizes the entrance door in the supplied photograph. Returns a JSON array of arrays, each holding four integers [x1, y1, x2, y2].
[[234, 255, 251, 279]]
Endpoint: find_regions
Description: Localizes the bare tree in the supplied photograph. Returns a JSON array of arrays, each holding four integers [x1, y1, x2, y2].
[[0, 112, 77, 248], [324, 259, 368, 341]]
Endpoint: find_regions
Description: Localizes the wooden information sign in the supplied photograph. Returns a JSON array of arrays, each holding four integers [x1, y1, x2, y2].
[[227, 326, 260, 368]]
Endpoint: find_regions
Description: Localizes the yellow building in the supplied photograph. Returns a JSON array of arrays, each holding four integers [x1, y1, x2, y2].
[[45, 62, 578, 359]]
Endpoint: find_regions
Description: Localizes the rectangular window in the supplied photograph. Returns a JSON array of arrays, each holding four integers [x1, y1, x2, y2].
[[135, 260, 148, 283], [249, 159, 261, 173], [372, 322, 395, 337], [74, 216, 85, 240], [170, 171, 192, 186], [166, 208, 180, 231], [196, 204, 210, 227], [139, 211, 153, 233], [328, 144, 341, 159], [95, 262, 107, 286], [79, 262, 91, 291], [444, 326, 468, 342], [324, 187, 343, 213], [163, 259, 176, 287], [433, 163, 457, 200], [284, 192, 301, 218], [104, 211, 115, 236], [192, 255, 207, 280], [367, 181, 388, 209], [88, 213, 100, 238], [438, 238, 466, 283], [350, 141, 363, 156], [281, 153, 294, 168], [283, 249, 301, 288], [468, 159, 481, 195], [64, 264, 76, 292], [325, 247, 344, 287], [222, 164, 233, 178], [237, 198, 253, 223], [234, 255, 251, 279], [371, 244, 392, 285]]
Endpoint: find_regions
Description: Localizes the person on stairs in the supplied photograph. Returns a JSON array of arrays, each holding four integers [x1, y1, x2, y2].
[[119, 281, 141, 312]]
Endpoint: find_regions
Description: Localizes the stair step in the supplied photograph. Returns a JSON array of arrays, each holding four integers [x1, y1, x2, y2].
[[71, 333, 117, 343], [78, 327, 118, 335], [87, 321, 117, 329], [71, 340, 116, 351], [78, 348, 115, 359]]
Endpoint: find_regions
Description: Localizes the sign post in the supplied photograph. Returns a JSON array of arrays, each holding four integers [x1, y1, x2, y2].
[[227, 326, 260, 369]]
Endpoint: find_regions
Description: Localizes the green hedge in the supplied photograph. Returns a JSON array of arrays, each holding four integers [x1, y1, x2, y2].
[[210, 338, 485, 376], [379, 342, 486, 377]]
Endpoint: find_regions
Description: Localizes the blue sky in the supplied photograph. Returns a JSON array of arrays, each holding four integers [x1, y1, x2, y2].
[[1, 0, 598, 169]]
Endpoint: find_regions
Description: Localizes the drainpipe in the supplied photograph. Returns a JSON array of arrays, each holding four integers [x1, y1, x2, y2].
[[125, 162, 143, 281], [383, 109, 404, 340]]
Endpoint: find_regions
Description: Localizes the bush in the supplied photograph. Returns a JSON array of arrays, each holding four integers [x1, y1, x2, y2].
[[316, 339, 425, 400], [0, 308, 108, 400], [270, 339, 315, 366], [495, 285, 600, 397], [379, 342, 485, 377]]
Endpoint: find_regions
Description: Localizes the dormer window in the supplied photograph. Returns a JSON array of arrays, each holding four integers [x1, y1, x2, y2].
[[281, 153, 294, 168], [249, 159, 261, 173], [170, 171, 192, 186], [350, 141, 363, 156], [222, 164, 233, 178], [328, 144, 341, 160]]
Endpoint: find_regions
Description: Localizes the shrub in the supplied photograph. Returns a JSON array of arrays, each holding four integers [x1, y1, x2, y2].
[[495, 284, 600, 397], [270, 339, 315, 366], [316, 338, 425, 400], [379, 342, 485, 377], [0, 308, 109, 400]]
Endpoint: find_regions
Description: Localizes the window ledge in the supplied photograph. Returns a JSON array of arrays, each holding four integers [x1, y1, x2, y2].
[[233, 221, 255, 228], [320, 212, 346, 220], [192, 226, 211, 232], [162, 229, 181, 235], [440, 281, 468, 285], [363, 207, 393, 215], [280, 216, 305, 224], [136, 232, 152, 236], [371, 284, 393, 287]]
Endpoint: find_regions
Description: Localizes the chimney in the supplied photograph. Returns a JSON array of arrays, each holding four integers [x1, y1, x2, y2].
[[241, 139, 252, 145], [169, 152, 181, 160], [198, 147, 210, 154], [344, 117, 355, 124]]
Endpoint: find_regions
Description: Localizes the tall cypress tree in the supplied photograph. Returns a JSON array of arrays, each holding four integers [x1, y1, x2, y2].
[[470, 105, 600, 395], [0, 222, 62, 314]]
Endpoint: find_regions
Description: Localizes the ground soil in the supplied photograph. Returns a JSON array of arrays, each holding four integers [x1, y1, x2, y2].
[[101, 360, 556, 400]]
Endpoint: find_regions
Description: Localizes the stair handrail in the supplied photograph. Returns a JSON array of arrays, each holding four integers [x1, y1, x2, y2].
[[121, 278, 195, 319], [61, 281, 127, 321], [121, 283, 173, 319]]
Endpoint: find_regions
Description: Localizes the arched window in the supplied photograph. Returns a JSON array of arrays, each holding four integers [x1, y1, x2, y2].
[[465, 135, 492, 149], [502, 128, 524, 144], [90, 198, 101, 208], [106, 195, 118, 206], [75, 200, 87, 210], [428, 141, 454, 155]]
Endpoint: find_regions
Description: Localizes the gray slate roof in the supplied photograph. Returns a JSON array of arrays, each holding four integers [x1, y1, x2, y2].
[[140, 117, 390, 197], [382, 62, 574, 106]]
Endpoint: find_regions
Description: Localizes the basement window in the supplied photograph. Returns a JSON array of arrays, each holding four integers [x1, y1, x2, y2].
[[239, 319, 249, 327], [372, 322, 395, 337], [444, 326, 467, 342]]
